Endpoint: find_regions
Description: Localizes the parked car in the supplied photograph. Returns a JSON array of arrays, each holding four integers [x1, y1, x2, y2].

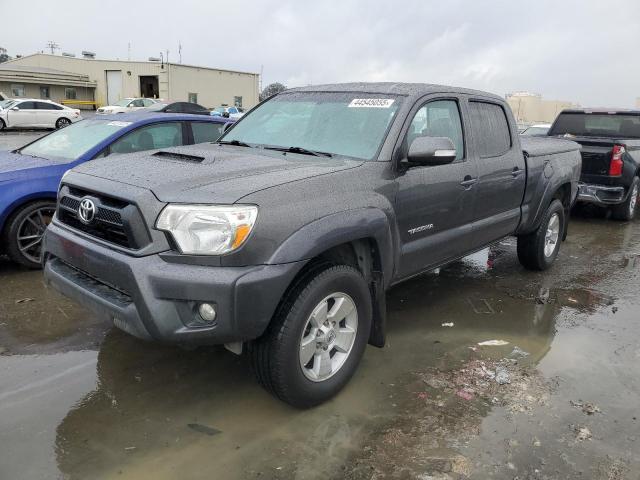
[[549, 109, 640, 220], [0, 99, 82, 130], [521, 123, 551, 136], [211, 106, 245, 119], [0, 112, 234, 268], [96, 98, 158, 115], [43, 83, 580, 407], [144, 101, 211, 115]]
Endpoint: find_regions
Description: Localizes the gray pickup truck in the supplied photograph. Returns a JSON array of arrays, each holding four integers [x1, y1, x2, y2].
[[43, 83, 581, 407]]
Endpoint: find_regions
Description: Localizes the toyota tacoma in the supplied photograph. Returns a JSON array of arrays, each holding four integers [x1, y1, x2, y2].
[[43, 83, 581, 407]]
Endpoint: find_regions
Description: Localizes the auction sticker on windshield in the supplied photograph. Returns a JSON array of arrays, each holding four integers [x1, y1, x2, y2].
[[348, 98, 395, 108]]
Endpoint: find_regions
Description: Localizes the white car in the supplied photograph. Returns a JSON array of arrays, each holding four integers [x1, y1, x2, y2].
[[0, 99, 82, 130], [210, 106, 245, 120], [97, 98, 159, 114], [520, 123, 552, 136]]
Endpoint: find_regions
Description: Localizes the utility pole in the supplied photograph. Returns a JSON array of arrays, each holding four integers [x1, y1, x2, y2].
[[46, 41, 59, 55], [178, 42, 182, 64], [128, 42, 131, 61]]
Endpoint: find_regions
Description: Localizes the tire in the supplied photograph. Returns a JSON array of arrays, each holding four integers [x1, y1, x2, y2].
[[0, 118, 5, 130], [2, 200, 56, 269], [56, 117, 71, 129], [517, 199, 565, 271], [248, 263, 372, 408], [611, 177, 639, 221]]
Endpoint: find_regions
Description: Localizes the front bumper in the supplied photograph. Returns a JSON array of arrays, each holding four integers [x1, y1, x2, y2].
[[577, 182, 626, 206], [43, 221, 305, 345]]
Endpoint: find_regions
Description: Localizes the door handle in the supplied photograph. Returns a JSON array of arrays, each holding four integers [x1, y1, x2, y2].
[[511, 167, 524, 177], [459, 176, 477, 188]]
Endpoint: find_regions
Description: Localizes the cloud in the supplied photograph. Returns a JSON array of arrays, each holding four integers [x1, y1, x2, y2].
[[3, 0, 640, 107]]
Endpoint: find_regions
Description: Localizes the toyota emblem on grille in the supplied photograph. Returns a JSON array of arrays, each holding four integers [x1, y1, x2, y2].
[[78, 198, 96, 224]]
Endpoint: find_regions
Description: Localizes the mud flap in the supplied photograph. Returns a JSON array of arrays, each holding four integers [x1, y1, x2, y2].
[[368, 271, 386, 348]]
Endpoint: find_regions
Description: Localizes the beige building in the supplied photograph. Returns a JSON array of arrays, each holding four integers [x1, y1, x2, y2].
[[3, 53, 259, 109], [506, 91, 579, 126], [0, 64, 96, 103]]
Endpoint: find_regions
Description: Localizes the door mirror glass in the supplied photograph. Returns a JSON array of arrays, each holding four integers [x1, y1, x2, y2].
[[407, 136, 456, 166]]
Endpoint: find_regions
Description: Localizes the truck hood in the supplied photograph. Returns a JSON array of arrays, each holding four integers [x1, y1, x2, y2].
[[72, 144, 365, 204]]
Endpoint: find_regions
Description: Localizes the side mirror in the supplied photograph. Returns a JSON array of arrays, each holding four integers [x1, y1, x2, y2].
[[407, 136, 456, 166], [10, 106, 19, 111], [222, 111, 230, 118]]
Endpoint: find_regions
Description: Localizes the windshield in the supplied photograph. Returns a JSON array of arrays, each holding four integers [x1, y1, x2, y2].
[[521, 126, 549, 136], [114, 99, 132, 107], [549, 113, 640, 138], [19, 119, 130, 162], [221, 92, 402, 160], [0, 100, 16, 109]]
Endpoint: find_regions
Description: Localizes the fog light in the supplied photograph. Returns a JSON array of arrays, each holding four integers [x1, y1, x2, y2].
[[198, 303, 217, 322]]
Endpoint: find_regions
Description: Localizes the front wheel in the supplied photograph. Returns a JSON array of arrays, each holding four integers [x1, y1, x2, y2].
[[55, 117, 71, 129], [611, 177, 639, 221], [2, 200, 56, 268], [249, 264, 372, 408], [0, 119, 5, 130], [517, 199, 565, 271]]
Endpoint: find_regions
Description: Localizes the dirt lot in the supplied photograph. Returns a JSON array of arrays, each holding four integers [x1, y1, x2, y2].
[[0, 210, 639, 479]]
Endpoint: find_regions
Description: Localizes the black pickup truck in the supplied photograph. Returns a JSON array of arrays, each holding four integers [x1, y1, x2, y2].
[[548, 109, 640, 220], [43, 83, 581, 407]]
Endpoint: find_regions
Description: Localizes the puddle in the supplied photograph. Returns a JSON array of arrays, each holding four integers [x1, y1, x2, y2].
[[0, 215, 639, 478]]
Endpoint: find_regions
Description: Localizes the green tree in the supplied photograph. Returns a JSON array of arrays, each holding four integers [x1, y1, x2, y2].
[[0, 47, 10, 63], [260, 82, 287, 101]]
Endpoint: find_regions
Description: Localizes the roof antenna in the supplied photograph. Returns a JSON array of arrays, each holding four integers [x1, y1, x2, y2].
[[46, 41, 59, 55]]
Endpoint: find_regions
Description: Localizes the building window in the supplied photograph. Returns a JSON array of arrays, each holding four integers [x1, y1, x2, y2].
[[188, 92, 198, 104], [234, 96, 243, 107], [65, 87, 77, 100], [40, 86, 50, 99], [11, 84, 25, 97]]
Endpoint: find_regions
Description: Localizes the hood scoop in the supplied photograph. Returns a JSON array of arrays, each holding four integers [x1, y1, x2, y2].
[[152, 151, 205, 163]]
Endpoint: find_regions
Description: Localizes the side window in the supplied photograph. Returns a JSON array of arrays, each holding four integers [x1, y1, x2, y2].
[[469, 101, 511, 157], [110, 122, 185, 154], [35, 102, 62, 110], [192, 122, 225, 143], [406, 100, 464, 160], [131, 99, 145, 107], [16, 101, 36, 110], [142, 99, 155, 107]]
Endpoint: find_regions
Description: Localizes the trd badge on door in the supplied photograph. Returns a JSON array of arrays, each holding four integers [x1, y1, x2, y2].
[[408, 224, 434, 235]]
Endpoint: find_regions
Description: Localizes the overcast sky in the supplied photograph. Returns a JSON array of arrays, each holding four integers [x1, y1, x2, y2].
[[3, 0, 639, 107]]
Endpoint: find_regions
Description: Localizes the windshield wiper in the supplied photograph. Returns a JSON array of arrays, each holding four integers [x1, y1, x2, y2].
[[218, 139, 252, 148], [263, 145, 333, 157]]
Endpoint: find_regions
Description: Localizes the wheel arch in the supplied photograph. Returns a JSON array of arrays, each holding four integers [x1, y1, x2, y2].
[[1, 193, 57, 236]]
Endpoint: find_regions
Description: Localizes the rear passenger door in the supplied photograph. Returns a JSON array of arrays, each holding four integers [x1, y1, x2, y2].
[[35, 101, 62, 127], [395, 97, 478, 279], [467, 99, 526, 247]]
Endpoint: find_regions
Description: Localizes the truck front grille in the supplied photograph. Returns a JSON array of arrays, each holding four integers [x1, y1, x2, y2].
[[57, 186, 148, 249]]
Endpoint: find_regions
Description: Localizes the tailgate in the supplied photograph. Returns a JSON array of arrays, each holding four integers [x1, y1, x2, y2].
[[578, 141, 614, 176]]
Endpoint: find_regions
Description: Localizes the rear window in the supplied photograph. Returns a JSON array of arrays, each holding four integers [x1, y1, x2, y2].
[[469, 101, 511, 157], [549, 113, 640, 138]]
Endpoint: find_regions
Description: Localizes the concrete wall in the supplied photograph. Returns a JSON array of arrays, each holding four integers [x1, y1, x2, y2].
[[0, 82, 94, 103], [7, 54, 259, 108], [168, 64, 259, 108], [506, 92, 579, 125]]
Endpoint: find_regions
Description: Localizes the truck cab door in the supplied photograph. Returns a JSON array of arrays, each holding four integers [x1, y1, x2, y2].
[[466, 99, 526, 247], [394, 97, 478, 280]]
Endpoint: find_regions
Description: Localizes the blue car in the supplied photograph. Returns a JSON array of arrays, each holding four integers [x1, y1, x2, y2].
[[0, 112, 234, 268]]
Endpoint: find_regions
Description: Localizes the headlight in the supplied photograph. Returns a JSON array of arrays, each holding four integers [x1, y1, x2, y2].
[[156, 204, 258, 255]]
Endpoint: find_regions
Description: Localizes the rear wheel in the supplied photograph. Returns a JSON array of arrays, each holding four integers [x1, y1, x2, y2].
[[517, 199, 565, 271], [249, 264, 372, 408], [56, 117, 71, 129], [611, 177, 639, 221], [2, 201, 56, 269]]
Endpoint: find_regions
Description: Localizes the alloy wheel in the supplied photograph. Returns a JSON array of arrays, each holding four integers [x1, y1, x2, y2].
[[16, 206, 55, 264], [544, 213, 560, 257], [299, 292, 358, 382]]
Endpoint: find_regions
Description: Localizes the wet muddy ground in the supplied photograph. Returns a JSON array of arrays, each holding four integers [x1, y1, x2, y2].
[[1, 211, 639, 479]]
